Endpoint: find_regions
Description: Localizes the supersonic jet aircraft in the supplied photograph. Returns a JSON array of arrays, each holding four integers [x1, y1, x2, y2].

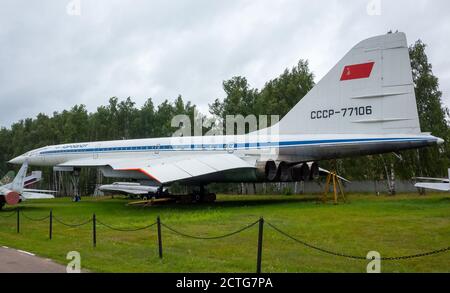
[[9, 33, 444, 200]]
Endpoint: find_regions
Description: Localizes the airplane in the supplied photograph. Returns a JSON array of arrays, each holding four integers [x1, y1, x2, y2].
[[8, 32, 444, 202], [413, 169, 450, 192], [1, 169, 43, 190], [0, 162, 55, 210], [98, 182, 168, 199]]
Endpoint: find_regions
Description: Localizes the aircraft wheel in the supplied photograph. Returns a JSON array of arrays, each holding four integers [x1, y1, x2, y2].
[[142, 195, 149, 201], [192, 193, 201, 203], [203, 193, 216, 203]]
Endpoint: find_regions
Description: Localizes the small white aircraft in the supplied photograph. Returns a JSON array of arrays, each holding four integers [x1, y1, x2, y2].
[[414, 169, 450, 191], [99, 182, 166, 199], [0, 162, 55, 209], [9, 33, 444, 201]]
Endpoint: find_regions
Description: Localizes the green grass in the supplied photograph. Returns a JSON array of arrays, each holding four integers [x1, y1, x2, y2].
[[0, 193, 449, 273]]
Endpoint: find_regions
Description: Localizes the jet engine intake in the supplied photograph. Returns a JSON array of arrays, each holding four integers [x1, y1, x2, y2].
[[279, 161, 291, 182], [256, 160, 280, 181], [291, 163, 310, 181]]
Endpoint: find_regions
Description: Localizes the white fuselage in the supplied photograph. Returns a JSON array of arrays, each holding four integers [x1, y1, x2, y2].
[[10, 132, 441, 183]]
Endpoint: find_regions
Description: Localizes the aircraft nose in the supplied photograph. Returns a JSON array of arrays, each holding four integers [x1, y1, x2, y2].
[[8, 155, 25, 165], [437, 137, 445, 145]]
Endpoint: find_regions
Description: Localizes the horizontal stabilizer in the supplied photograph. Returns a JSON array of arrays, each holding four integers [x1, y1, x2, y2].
[[23, 188, 57, 193], [21, 192, 55, 199], [414, 182, 450, 192], [413, 177, 449, 183]]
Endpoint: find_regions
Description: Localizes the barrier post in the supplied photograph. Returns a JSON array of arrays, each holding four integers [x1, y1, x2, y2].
[[16, 208, 20, 234], [93, 213, 96, 248], [49, 209, 53, 240], [157, 216, 163, 259], [256, 217, 264, 273]]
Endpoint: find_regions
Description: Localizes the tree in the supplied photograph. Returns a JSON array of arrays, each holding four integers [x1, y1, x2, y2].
[[256, 60, 314, 119], [399, 40, 450, 177], [210, 59, 314, 133]]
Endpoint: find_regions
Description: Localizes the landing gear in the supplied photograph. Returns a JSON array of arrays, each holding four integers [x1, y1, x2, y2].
[[202, 192, 217, 203], [193, 193, 201, 202], [190, 185, 216, 203], [0, 202, 4, 210], [156, 186, 169, 198], [71, 169, 81, 202], [191, 192, 216, 203]]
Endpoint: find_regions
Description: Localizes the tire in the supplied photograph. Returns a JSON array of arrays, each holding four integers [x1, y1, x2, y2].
[[203, 193, 216, 203], [193, 193, 201, 202]]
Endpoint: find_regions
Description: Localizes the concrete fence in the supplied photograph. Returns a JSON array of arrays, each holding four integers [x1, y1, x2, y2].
[[222, 180, 420, 195]]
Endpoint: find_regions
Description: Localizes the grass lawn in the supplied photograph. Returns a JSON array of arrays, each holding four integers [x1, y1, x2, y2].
[[0, 193, 449, 273]]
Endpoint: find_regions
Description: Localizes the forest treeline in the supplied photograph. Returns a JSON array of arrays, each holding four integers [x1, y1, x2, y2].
[[0, 39, 449, 189]]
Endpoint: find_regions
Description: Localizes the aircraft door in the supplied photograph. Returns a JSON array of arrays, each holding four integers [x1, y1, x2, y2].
[[226, 142, 234, 154], [93, 143, 101, 159]]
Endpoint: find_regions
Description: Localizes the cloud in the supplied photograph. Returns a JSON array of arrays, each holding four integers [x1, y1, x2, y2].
[[0, 0, 449, 127]]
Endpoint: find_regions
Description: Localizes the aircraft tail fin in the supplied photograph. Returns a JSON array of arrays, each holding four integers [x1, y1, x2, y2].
[[11, 162, 28, 193], [24, 171, 42, 187], [276, 32, 421, 135]]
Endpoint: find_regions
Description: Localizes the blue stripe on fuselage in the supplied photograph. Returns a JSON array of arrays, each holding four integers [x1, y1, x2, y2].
[[38, 137, 433, 156]]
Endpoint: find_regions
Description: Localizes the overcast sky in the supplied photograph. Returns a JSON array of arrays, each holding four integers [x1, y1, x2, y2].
[[0, 0, 449, 127]]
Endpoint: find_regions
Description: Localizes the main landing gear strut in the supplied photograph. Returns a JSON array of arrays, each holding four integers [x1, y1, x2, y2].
[[191, 184, 216, 203]]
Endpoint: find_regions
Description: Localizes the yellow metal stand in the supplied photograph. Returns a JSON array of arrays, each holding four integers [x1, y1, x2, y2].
[[322, 171, 346, 204]]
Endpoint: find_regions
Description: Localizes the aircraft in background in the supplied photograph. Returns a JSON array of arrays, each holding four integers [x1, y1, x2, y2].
[[0, 162, 55, 210], [0, 169, 42, 190], [9, 33, 443, 202], [414, 169, 450, 192], [99, 182, 168, 199]]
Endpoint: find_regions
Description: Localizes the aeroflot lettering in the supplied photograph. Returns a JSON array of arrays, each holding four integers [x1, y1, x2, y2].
[[61, 144, 89, 149]]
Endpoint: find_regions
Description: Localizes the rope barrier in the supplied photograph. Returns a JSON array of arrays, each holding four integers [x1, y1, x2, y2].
[[161, 219, 259, 240], [266, 221, 450, 260], [21, 211, 50, 222], [2, 209, 449, 263], [97, 219, 157, 232], [379, 246, 450, 260], [53, 215, 92, 227], [0, 209, 17, 218]]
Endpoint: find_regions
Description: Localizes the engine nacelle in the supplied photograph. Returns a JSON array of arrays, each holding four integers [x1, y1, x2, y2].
[[256, 161, 321, 182], [279, 161, 291, 182], [256, 160, 280, 181], [291, 163, 310, 181]]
